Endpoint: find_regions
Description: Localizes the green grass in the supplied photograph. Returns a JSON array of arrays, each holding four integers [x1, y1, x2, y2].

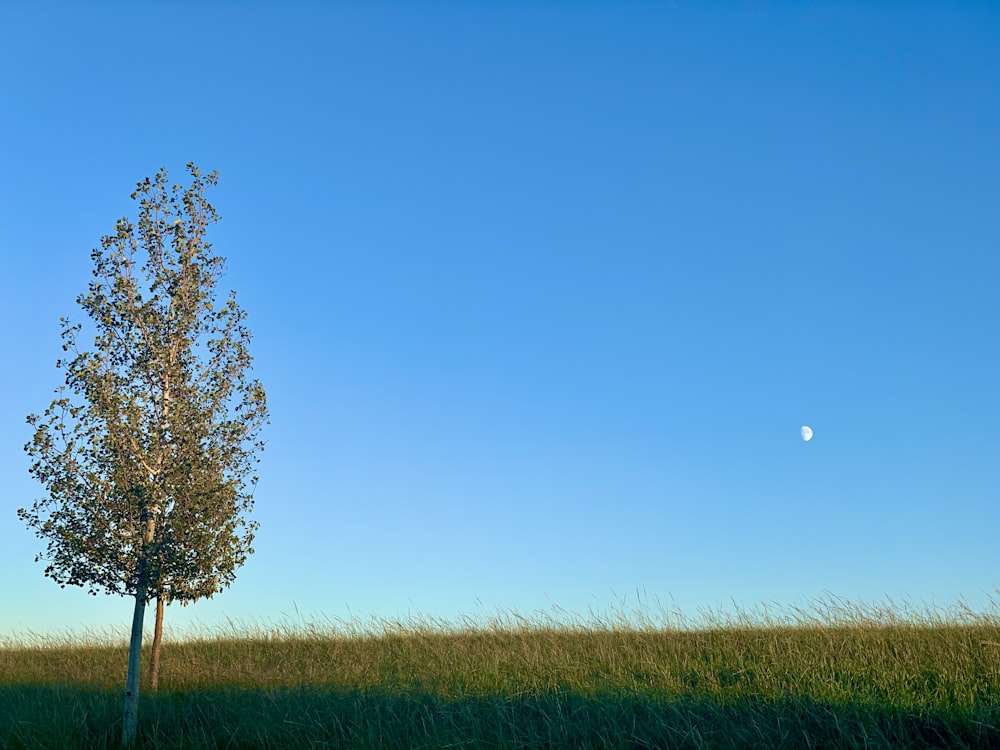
[[2, 599, 999, 748]]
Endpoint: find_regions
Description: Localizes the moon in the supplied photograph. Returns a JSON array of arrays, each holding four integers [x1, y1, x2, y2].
[[801, 425, 813, 442]]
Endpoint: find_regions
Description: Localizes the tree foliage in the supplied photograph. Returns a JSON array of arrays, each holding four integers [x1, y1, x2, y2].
[[19, 162, 267, 610]]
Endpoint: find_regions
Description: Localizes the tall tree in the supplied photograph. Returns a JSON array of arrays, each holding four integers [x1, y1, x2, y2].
[[19, 164, 268, 747]]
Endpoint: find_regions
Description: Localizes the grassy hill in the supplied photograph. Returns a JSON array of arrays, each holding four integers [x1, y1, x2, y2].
[[2, 602, 999, 748]]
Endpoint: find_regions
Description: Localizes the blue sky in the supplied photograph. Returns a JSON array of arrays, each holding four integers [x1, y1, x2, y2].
[[1, 2, 997, 637]]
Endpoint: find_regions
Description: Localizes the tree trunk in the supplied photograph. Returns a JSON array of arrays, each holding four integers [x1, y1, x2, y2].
[[150, 596, 164, 692], [122, 592, 146, 747]]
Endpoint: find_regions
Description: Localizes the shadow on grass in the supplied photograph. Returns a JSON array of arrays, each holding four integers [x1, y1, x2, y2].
[[1, 683, 998, 750]]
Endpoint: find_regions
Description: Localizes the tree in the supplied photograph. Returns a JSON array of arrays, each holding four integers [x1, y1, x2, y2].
[[19, 164, 268, 747]]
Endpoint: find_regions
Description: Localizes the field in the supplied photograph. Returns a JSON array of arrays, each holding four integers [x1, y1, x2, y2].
[[2, 600, 999, 749]]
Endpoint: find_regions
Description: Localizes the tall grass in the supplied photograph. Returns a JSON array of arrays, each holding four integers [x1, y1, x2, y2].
[[2, 598, 999, 748]]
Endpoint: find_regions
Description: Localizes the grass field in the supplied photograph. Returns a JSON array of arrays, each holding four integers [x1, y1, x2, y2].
[[2, 599, 999, 749]]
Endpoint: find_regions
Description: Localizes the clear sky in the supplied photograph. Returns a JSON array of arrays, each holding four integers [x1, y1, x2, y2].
[[1, 2, 997, 638]]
